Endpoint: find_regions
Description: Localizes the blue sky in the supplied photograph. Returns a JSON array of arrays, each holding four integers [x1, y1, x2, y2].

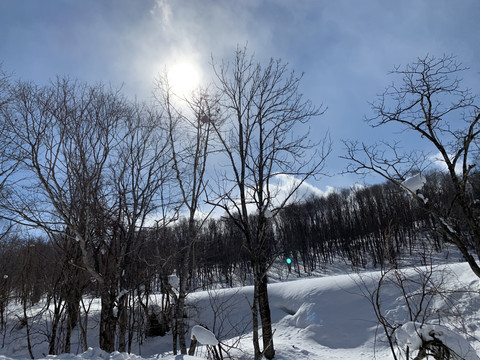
[[1, 0, 479, 191]]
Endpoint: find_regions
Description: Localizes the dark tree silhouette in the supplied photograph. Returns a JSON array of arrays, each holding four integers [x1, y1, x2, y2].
[[343, 55, 480, 277], [210, 47, 330, 360]]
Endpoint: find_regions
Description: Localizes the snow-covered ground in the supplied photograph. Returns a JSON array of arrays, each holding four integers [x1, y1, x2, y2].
[[0, 262, 479, 359]]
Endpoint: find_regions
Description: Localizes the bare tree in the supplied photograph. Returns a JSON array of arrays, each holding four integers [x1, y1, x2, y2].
[[154, 75, 219, 354], [1, 78, 125, 351], [355, 261, 479, 360], [0, 78, 173, 352], [343, 55, 480, 278], [109, 101, 172, 352], [0, 66, 17, 228], [210, 47, 330, 360]]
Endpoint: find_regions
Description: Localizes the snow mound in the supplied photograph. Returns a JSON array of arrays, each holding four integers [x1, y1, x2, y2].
[[289, 302, 323, 329], [401, 173, 426, 192], [395, 322, 480, 360], [191, 325, 218, 346], [270, 274, 375, 349]]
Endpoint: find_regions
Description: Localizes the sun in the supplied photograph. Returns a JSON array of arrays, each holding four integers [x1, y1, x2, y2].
[[167, 62, 201, 97]]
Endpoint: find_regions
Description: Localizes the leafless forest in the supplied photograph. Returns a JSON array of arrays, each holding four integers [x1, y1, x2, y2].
[[1, 53, 479, 359]]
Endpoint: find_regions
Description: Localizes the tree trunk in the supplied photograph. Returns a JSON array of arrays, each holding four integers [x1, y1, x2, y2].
[[188, 336, 197, 356], [65, 288, 81, 353], [118, 294, 128, 352], [257, 268, 275, 359], [175, 224, 194, 355], [176, 265, 188, 354], [22, 296, 34, 359], [99, 291, 117, 353], [48, 304, 61, 355], [251, 278, 261, 360]]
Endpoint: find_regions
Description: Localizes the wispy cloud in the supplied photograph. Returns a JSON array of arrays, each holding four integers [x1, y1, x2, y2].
[[150, 0, 172, 28]]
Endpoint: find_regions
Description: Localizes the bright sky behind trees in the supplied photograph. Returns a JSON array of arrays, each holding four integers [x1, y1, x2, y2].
[[1, 0, 479, 191]]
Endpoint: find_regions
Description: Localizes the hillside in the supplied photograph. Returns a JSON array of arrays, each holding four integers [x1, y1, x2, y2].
[[0, 262, 478, 359]]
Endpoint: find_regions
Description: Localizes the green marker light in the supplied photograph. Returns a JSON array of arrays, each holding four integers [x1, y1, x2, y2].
[[286, 258, 292, 264]]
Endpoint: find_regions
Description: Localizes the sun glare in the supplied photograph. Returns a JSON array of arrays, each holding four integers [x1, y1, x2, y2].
[[168, 62, 201, 97]]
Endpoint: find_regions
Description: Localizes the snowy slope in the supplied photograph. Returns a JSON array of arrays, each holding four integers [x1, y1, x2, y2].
[[0, 263, 478, 359]]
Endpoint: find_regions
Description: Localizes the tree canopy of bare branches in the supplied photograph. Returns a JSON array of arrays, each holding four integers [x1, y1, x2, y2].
[[0, 77, 174, 352], [154, 73, 220, 355], [343, 54, 480, 278], [210, 46, 331, 360]]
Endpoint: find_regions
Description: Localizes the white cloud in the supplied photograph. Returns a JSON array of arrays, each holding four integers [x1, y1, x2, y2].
[[268, 174, 336, 208], [429, 152, 464, 174], [220, 174, 336, 218]]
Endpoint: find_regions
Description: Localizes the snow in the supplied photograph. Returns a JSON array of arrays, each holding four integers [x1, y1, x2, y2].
[[39, 348, 205, 360], [395, 322, 480, 360], [257, 205, 273, 218], [417, 192, 428, 203], [401, 173, 426, 193], [440, 217, 456, 233], [264, 208, 273, 218], [190, 325, 218, 346], [0, 262, 478, 359], [168, 274, 179, 289]]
